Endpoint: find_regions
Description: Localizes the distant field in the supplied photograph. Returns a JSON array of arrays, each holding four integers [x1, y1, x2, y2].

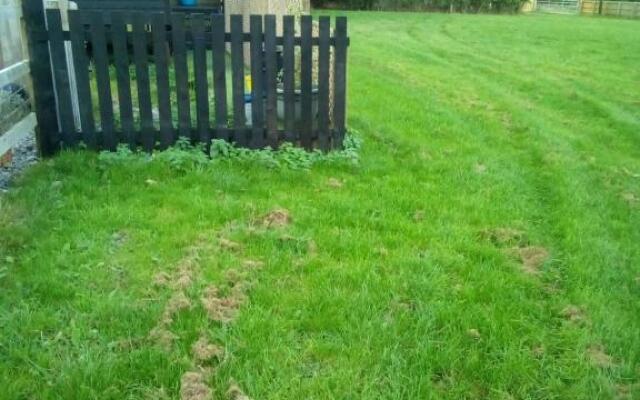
[[1, 12, 639, 399]]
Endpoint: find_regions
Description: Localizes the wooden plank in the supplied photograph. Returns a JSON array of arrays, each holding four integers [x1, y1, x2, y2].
[[111, 11, 135, 149], [333, 17, 348, 149], [211, 13, 228, 138], [317, 16, 330, 151], [152, 12, 173, 148], [89, 11, 115, 150], [230, 14, 246, 145], [132, 11, 154, 152], [192, 13, 209, 145], [171, 12, 190, 140], [264, 14, 278, 148], [249, 15, 264, 149], [46, 9, 76, 147], [299, 15, 312, 150], [68, 10, 96, 148], [45, 31, 345, 49], [23, 0, 59, 155], [282, 15, 295, 143]]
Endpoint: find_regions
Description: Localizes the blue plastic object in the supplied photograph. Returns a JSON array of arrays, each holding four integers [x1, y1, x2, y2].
[[179, 0, 198, 6]]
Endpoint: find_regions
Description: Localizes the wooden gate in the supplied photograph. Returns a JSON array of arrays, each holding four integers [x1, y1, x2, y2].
[[23, 0, 348, 155]]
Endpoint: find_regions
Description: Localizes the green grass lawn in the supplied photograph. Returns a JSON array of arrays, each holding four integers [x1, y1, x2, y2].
[[2, 12, 640, 399]]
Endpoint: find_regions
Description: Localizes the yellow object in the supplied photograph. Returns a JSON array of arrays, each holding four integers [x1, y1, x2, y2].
[[245, 75, 252, 93]]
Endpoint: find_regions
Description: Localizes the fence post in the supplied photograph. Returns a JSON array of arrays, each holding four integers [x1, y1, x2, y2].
[[22, 0, 59, 156]]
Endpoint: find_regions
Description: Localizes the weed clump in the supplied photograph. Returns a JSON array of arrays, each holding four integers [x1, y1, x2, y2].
[[98, 133, 361, 172]]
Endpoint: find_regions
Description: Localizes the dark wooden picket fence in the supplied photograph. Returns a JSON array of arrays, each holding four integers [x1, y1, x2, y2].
[[23, 0, 348, 155]]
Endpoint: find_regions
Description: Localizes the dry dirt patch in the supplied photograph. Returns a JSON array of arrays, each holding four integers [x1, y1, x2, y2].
[[531, 345, 545, 357], [587, 345, 615, 368], [180, 371, 211, 400], [242, 260, 264, 270], [227, 380, 253, 400], [201, 285, 244, 324], [560, 305, 587, 323], [153, 271, 172, 287], [482, 227, 550, 275], [161, 291, 192, 324], [174, 259, 197, 289], [467, 328, 481, 340], [261, 208, 291, 228], [192, 336, 224, 363], [219, 238, 241, 251], [474, 163, 487, 174], [482, 227, 527, 247], [616, 383, 640, 400], [224, 268, 248, 285], [148, 325, 178, 351], [515, 246, 549, 275], [326, 177, 344, 188], [622, 193, 638, 205]]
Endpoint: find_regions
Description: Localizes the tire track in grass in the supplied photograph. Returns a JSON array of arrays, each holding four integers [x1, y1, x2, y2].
[[362, 18, 639, 390]]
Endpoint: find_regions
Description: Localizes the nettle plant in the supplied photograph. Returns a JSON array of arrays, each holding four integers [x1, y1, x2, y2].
[[97, 132, 362, 172]]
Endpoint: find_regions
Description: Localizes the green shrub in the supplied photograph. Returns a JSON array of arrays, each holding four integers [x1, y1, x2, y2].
[[97, 132, 362, 172]]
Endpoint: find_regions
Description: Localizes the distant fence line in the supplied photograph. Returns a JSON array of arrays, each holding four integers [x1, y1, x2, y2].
[[535, 0, 640, 17], [535, 0, 580, 13], [580, 0, 640, 17]]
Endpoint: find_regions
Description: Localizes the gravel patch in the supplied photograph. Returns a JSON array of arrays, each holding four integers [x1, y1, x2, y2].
[[0, 132, 38, 192]]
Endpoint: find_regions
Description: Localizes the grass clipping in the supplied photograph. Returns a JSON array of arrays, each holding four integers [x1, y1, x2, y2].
[[180, 371, 211, 400], [483, 227, 550, 275]]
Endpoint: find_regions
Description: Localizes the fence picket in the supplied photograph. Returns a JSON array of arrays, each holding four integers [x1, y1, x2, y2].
[[23, 0, 59, 155], [152, 12, 173, 148], [111, 11, 135, 148], [300, 15, 313, 150], [249, 15, 264, 149], [46, 9, 76, 147], [317, 16, 330, 151], [68, 10, 95, 148], [132, 12, 154, 151], [230, 15, 246, 145], [264, 14, 278, 148], [333, 17, 348, 149], [211, 13, 228, 139], [282, 15, 295, 143], [192, 13, 209, 145], [171, 13, 191, 140], [89, 11, 115, 150]]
